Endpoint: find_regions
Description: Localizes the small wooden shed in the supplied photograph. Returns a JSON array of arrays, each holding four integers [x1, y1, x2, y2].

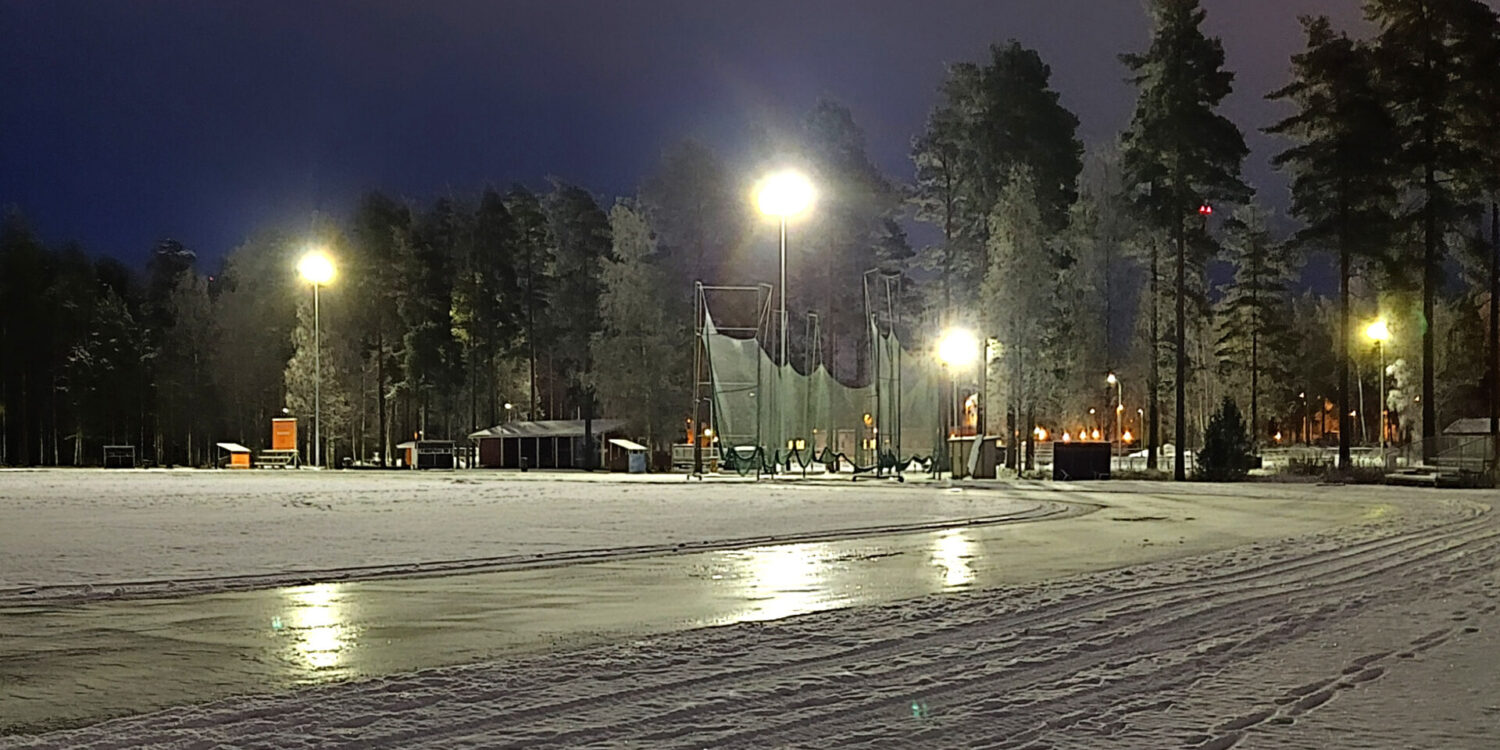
[[396, 440, 456, 469], [216, 442, 252, 469], [607, 438, 649, 473]]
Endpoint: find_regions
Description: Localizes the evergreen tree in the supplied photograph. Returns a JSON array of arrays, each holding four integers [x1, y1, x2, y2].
[[504, 186, 556, 419], [451, 187, 521, 430], [1121, 0, 1250, 480], [347, 191, 410, 464], [639, 139, 747, 311], [398, 199, 462, 435], [1268, 15, 1400, 468], [545, 182, 612, 450], [1197, 396, 1252, 481], [590, 203, 683, 449], [913, 43, 1082, 324], [1366, 0, 1497, 458], [1215, 204, 1294, 447]]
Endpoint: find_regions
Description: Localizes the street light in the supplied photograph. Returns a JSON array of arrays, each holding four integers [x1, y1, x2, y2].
[[1366, 318, 1391, 453], [937, 328, 980, 475], [755, 169, 815, 455], [297, 249, 335, 468]]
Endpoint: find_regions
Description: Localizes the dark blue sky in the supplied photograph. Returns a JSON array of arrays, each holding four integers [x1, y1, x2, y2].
[[3, 1, 1380, 268]]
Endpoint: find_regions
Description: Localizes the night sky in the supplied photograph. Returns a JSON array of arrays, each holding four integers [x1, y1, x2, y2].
[[1, 1, 1386, 269]]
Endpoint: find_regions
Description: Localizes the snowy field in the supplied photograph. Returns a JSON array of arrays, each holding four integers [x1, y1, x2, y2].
[[0, 469, 1069, 601], [1, 471, 1497, 748]]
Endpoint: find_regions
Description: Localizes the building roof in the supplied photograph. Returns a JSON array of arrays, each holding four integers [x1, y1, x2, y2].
[[215, 442, 250, 453], [1444, 418, 1498, 435], [608, 438, 648, 451], [469, 419, 628, 440]]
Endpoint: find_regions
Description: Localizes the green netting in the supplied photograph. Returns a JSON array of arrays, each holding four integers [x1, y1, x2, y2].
[[703, 312, 940, 475]]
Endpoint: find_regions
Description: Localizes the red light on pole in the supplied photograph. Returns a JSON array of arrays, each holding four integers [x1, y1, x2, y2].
[[1198, 203, 1213, 216]]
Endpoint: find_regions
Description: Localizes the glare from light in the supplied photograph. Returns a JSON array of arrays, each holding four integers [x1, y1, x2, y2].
[[931, 529, 975, 588], [1366, 318, 1390, 342], [1122, 430, 1134, 442], [1033, 426, 1048, 441], [298, 250, 336, 286], [755, 170, 815, 218], [937, 328, 980, 368], [1106, 372, 1118, 385]]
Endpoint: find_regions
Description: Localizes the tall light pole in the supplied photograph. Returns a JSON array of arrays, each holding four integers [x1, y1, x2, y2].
[[1107, 372, 1122, 465], [298, 250, 335, 468], [1366, 319, 1391, 453], [937, 328, 980, 476], [755, 170, 815, 455]]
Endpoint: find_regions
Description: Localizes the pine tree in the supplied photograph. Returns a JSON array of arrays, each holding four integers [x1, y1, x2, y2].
[[504, 186, 555, 419], [1366, 0, 1496, 458], [1121, 0, 1250, 480], [1268, 15, 1400, 468], [545, 182, 612, 454], [913, 44, 1082, 324]]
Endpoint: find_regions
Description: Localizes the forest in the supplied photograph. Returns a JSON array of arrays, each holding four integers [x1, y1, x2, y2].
[[2, 0, 1498, 475]]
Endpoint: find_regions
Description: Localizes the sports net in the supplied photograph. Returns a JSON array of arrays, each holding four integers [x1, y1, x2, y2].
[[701, 311, 941, 475]]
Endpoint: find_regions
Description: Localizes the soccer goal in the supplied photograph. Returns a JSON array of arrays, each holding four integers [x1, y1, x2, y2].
[[103, 445, 137, 468]]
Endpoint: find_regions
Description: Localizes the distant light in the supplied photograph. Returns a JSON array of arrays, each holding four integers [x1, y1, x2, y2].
[[1199, 203, 1213, 216], [1062, 431, 1072, 443], [1106, 372, 1118, 385], [1122, 430, 1134, 443], [1274, 431, 1283, 442], [755, 170, 815, 218], [298, 250, 336, 286], [504, 402, 514, 410], [1366, 318, 1390, 343], [937, 328, 980, 368], [1090, 429, 1102, 440], [1034, 426, 1049, 442], [1089, 407, 1096, 415]]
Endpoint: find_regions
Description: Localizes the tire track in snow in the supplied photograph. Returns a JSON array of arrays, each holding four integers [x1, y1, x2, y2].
[[339, 500, 1492, 749]]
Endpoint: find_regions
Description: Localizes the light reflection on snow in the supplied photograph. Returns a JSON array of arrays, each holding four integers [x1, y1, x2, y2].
[[931, 529, 975, 588], [733, 544, 827, 622], [279, 582, 353, 676]]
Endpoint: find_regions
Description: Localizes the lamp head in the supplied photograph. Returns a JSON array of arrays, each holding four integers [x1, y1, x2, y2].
[[1365, 318, 1390, 342], [755, 170, 815, 218], [936, 328, 980, 368], [298, 249, 336, 286]]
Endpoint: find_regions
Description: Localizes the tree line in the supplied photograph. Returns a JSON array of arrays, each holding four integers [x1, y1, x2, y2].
[[3, 0, 1498, 473]]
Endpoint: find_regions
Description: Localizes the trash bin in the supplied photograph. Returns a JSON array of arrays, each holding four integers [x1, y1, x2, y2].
[[520, 456, 529, 472]]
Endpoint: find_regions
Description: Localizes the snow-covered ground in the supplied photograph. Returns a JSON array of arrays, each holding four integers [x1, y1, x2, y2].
[[2, 487, 1492, 748], [2, 471, 1495, 747], [0, 469, 1069, 601]]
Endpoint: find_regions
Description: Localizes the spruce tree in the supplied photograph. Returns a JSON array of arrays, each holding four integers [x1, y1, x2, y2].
[[1215, 204, 1294, 447]]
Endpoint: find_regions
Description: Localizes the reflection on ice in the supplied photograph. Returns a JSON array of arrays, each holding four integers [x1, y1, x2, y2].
[[931, 529, 975, 588], [723, 543, 829, 622], [278, 582, 354, 676]]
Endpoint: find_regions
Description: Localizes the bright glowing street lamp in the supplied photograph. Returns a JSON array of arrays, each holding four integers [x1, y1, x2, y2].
[[936, 328, 980, 476], [755, 170, 815, 455], [298, 249, 336, 468], [1366, 318, 1391, 452]]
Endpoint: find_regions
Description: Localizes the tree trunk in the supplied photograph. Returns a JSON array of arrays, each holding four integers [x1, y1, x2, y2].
[[1338, 199, 1352, 471], [1174, 218, 1187, 481], [376, 329, 387, 466], [1490, 200, 1498, 465], [1149, 237, 1160, 471], [1421, 164, 1437, 462]]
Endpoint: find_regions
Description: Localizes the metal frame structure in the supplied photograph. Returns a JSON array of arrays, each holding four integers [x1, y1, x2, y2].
[[691, 282, 774, 478]]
